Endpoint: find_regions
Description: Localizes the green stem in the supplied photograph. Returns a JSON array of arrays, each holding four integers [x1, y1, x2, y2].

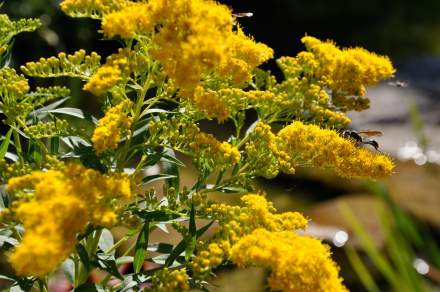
[[12, 128, 24, 164]]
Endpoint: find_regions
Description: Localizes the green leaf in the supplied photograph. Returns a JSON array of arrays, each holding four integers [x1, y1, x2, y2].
[[115, 256, 133, 265], [0, 186, 10, 209], [76, 243, 91, 273], [0, 128, 12, 160], [196, 220, 215, 238], [162, 148, 180, 192], [218, 186, 249, 193], [161, 153, 185, 167], [133, 222, 149, 273], [98, 228, 114, 254], [0, 235, 18, 247], [61, 258, 75, 284], [28, 97, 69, 119], [185, 204, 197, 261], [147, 242, 174, 254], [95, 253, 123, 280], [134, 210, 180, 222], [50, 136, 60, 154], [142, 174, 177, 185], [165, 239, 186, 267], [48, 107, 85, 119]]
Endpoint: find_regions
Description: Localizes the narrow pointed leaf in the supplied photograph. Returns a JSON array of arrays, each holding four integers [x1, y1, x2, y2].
[[0, 128, 13, 160], [133, 222, 149, 273]]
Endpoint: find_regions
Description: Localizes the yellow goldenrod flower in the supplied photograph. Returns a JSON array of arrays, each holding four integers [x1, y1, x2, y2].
[[0, 68, 30, 99], [300, 36, 394, 110], [83, 50, 128, 96], [190, 132, 241, 166], [152, 268, 190, 292], [192, 86, 230, 122], [309, 105, 352, 128], [5, 163, 131, 277], [60, 0, 129, 18], [92, 100, 133, 154], [192, 242, 225, 276], [101, 0, 272, 92], [276, 121, 394, 179], [245, 122, 295, 178], [194, 194, 307, 278], [101, 2, 153, 38], [231, 228, 348, 292]]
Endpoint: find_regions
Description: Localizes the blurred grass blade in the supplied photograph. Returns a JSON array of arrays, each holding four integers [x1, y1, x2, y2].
[[345, 245, 380, 292], [339, 202, 400, 288]]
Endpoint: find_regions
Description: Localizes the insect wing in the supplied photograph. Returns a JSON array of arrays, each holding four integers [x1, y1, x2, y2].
[[358, 130, 383, 138]]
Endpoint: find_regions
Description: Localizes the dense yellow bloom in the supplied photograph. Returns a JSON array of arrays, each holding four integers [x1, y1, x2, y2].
[[152, 268, 190, 292], [309, 105, 351, 128], [0, 68, 30, 98], [83, 50, 128, 96], [245, 122, 295, 178], [300, 36, 394, 109], [5, 163, 131, 277], [101, 0, 272, 92], [276, 121, 394, 178], [231, 229, 348, 292], [92, 100, 133, 154], [192, 86, 230, 122], [207, 194, 307, 244], [192, 242, 225, 275], [190, 133, 241, 166], [194, 194, 307, 278]]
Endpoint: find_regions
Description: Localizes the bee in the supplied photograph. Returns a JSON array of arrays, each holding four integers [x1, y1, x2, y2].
[[388, 80, 408, 88], [341, 129, 383, 151]]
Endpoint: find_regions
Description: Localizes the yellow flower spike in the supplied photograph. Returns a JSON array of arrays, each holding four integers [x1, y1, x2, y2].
[[83, 49, 129, 96], [276, 121, 394, 179], [192, 86, 230, 122], [92, 100, 133, 154], [230, 228, 348, 292], [61, 0, 130, 18], [191, 132, 241, 166], [6, 163, 132, 277], [101, 0, 273, 91], [152, 268, 190, 292]]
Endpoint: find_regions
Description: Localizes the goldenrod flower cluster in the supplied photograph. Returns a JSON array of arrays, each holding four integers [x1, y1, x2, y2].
[[5, 163, 131, 277], [190, 133, 241, 168], [277, 121, 394, 178], [84, 49, 129, 96], [101, 0, 272, 93], [193, 194, 308, 278], [192, 242, 225, 276], [0, 68, 30, 98], [277, 36, 394, 112], [61, 0, 129, 18], [149, 117, 240, 170], [151, 268, 190, 292], [92, 100, 133, 154], [308, 105, 352, 128], [231, 228, 348, 292], [21, 50, 102, 79], [0, 0, 400, 289], [245, 122, 295, 178]]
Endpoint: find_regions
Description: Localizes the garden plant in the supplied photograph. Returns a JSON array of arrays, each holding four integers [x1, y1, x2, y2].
[[0, 0, 396, 291]]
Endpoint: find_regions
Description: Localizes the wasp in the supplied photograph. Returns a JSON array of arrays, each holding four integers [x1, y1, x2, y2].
[[341, 129, 383, 151]]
